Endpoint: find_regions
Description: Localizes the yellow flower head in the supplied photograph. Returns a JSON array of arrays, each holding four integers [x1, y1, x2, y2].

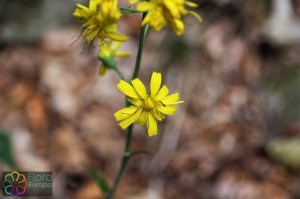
[[98, 41, 130, 75], [73, 0, 128, 44], [130, 0, 202, 35], [114, 72, 184, 136]]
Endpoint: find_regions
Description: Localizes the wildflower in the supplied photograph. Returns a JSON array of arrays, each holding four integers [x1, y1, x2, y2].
[[130, 0, 202, 35], [98, 41, 130, 75], [73, 0, 128, 44], [114, 72, 184, 136]]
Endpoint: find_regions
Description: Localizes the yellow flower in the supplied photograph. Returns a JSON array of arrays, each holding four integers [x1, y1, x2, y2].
[[98, 41, 130, 75], [130, 0, 202, 35], [73, 0, 128, 44], [114, 72, 184, 136]]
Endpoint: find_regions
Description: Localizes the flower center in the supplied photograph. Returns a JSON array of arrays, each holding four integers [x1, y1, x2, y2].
[[144, 97, 155, 110]]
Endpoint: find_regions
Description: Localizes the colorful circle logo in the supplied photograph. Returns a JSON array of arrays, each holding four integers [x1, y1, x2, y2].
[[2, 171, 28, 196]]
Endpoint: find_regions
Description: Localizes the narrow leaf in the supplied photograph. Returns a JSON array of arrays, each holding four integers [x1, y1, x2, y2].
[[84, 164, 110, 195]]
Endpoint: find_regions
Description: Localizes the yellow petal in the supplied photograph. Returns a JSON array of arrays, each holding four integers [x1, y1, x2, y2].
[[89, 0, 98, 10], [98, 64, 107, 76], [172, 19, 184, 35], [76, 3, 88, 10], [131, 78, 148, 99], [154, 85, 169, 101], [119, 108, 142, 129], [116, 51, 131, 57], [136, 110, 148, 125], [151, 108, 165, 121], [107, 32, 129, 42], [147, 113, 157, 136], [114, 106, 138, 121], [129, 0, 139, 4], [117, 80, 140, 99], [150, 72, 162, 97], [105, 23, 118, 32], [185, 1, 198, 8], [141, 14, 151, 27], [137, 2, 155, 12], [161, 93, 184, 105], [157, 106, 177, 115], [99, 39, 105, 46], [188, 11, 203, 23], [99, 46, 111, 57], [128, 98, 144, 106], [112, 42, 122, 51], [164, 1, 180, 17], [152, 16, 167, 31]]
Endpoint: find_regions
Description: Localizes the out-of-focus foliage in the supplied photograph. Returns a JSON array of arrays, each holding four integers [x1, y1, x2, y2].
[[0, 129, 15, 169], [263, 65, 300, 122], [268, 137, 300, 168]]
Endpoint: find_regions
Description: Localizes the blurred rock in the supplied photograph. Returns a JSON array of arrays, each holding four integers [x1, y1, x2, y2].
[[11, 128, 50, 171], [264, 0, 300, 45]]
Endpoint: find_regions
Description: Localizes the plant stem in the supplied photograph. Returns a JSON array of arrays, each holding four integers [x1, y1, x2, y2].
[[132, 12, 148, 80], [120, 7, 142, 14], [114, 66, 125, 80], [106, 125, 133, 199], [106, 12, 148, 199]]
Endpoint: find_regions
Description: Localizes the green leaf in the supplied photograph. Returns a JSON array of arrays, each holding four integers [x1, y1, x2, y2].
[[0, 129, 16, 169], [267, 137, 300, 169], [84, 164, 110, 195]]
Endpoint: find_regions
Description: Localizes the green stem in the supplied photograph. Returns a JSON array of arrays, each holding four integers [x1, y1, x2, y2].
[[120, 7, 142, 14], [113, 66, 125, 80], [106, 125, 133, 199], [132, 12, 148, 80], [106, 12, 148, 199]]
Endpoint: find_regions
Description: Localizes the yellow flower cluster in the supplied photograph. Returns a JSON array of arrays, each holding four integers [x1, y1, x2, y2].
[[72, 0, 195, 136], [73, 0, 127, 44], [114, 72, 183, 136], [130, 0, 202, 35]]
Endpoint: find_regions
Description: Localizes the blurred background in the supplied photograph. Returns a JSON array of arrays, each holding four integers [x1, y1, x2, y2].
[[1, 0, 300, 198]]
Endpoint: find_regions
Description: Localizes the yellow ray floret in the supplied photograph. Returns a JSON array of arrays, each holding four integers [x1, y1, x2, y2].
[[114, 71, 184, 136], [131, 0, 202, 35]]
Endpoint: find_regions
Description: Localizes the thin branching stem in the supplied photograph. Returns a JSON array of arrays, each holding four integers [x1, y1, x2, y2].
[[106, 12, 148, 199], [114, 66, 125, 80]]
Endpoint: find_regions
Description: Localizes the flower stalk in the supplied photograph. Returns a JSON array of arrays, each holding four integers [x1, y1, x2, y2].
[[132, 12, 149, 80], [106, 125, 133, 199], [106, 12, 148, 199], [73, 0, 194, 197]]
